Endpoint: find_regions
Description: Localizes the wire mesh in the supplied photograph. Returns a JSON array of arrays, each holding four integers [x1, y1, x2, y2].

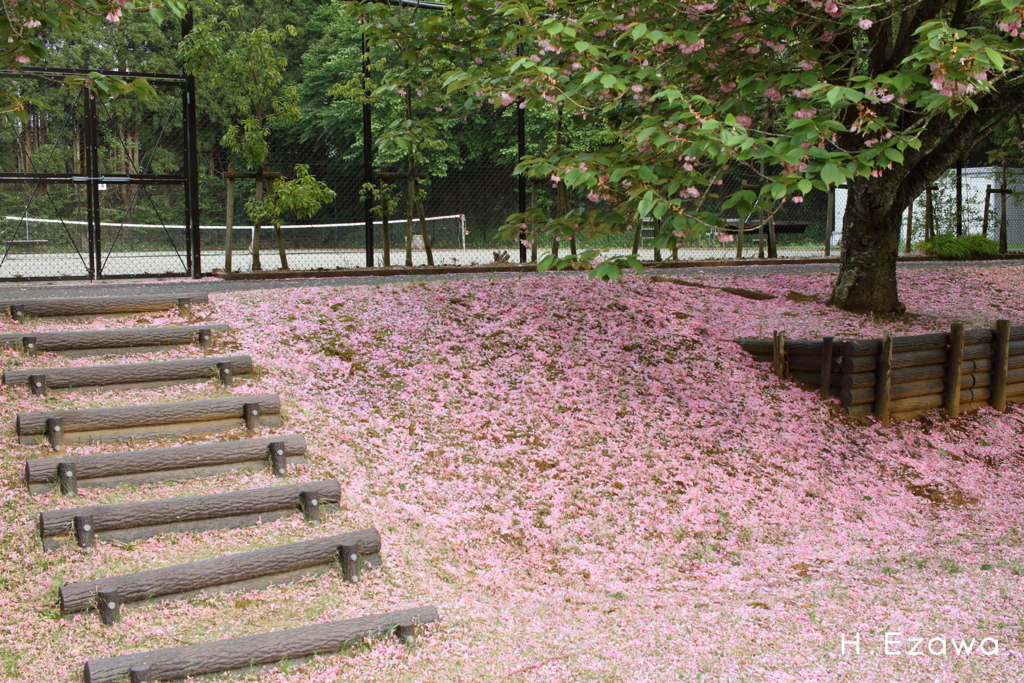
[[5, 8, 1024, 280]]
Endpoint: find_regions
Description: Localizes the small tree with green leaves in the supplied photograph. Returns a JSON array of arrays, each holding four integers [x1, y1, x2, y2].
[[179, 0, 321, 271], [246, 165, 335, 271]]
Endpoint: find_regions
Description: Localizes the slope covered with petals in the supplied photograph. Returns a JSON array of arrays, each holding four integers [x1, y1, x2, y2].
[[0, 264, 1022, 682]]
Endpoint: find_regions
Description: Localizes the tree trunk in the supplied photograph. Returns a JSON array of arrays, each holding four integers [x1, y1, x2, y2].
[[829, 178, 905, 314]]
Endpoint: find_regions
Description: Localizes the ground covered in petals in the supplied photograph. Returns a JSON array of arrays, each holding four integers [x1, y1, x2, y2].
[[1, 264, 1023, 682]]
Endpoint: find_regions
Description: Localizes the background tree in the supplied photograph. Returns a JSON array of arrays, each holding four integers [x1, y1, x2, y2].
[[0, 0, 184, 115], [179, 0, 314, 270], [349, 0, 1024, 312]]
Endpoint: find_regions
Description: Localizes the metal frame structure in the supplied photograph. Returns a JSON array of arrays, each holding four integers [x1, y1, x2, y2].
[[0, 65, 200, 281]]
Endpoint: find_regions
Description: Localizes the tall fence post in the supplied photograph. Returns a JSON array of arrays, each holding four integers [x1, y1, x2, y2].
[[945, 323, 965, 417], [875, 332, 893, 426], [362, 29, 375, 268], [992, 319, 1011, 412]]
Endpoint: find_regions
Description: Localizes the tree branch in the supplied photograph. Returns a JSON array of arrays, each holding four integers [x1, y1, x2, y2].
[[898, 87, 1024, 205]]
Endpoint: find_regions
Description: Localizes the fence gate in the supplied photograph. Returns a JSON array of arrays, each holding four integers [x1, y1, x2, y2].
[[0, 68, 200, 281]]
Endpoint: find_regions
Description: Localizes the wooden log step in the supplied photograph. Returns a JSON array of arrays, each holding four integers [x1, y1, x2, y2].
[[16, 394, 282, 448], [4, 355, 252, 394], [38, 480, 341, 551], [0, 325, 229, 356], [24, 434, 307, 494], [60, 529, 381, 616], [6, 293, 209, 320], [82, 606, 439, 683]]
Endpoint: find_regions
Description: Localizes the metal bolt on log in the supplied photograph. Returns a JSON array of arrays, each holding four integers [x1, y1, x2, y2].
[[269, 442, 287, 476], [301, 491, 321, 523], [97, 587, 120, 625], [10, 304, 24, 321], [217, 362, 234, 388], [57, 462, 78, 496], [196, 329, 212, 351], [339, 543, 360, 582], [22, 336, 36, 356], [244, 402, 262, 432], [29, 373, 46, 396], [74, 514, 95, 549]]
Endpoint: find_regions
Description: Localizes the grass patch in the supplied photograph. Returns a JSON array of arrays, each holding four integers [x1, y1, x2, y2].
[[915, 234, 1001, 260]]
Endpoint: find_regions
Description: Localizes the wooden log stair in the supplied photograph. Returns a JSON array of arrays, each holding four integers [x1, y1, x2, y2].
[[1, 291, 437, 680]]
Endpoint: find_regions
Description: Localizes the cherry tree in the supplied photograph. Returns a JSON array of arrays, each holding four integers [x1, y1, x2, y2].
[[350, 0, 1024, 313]]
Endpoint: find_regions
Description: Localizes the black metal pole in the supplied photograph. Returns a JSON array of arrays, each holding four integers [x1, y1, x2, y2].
[[85, 93, 100, 279], [362, 30, 374, 268], [517, 103, 527, 263], [182, 11, 201, 277], [956, 158, 963, 237]]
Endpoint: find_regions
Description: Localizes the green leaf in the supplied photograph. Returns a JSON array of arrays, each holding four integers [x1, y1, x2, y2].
[[590, 262, 622, 282], [820, 163, 843, 186], [624, 255, 644, 272], [798, 179, 813, 194], [537, 254, 557, 272], [637, 127, 660, 143], [638, 190, 655, 217], [883, 148, 904, 164], [631, 23, 647, 41], [984, 48, 1005, 71]]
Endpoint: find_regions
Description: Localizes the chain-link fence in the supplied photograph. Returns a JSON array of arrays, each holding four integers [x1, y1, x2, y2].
[[0, 69, 196, 281], [5, 11, 1024, 281]]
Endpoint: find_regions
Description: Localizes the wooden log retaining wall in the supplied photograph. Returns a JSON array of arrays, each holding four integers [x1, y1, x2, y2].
[[59, 528, 382, 617], [38, 480, 342, 551], [736, 321, 1024, 421], [24, 434, 307, 493], [82, 606, 439, 683], [3, 355, 252, 393]]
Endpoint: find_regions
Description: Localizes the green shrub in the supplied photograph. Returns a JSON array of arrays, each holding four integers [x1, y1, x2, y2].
[[914, 234, 1000, 260]]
